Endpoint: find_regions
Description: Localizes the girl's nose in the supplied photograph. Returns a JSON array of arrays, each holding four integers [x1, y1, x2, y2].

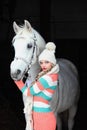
[[42, 63, 46, 67]]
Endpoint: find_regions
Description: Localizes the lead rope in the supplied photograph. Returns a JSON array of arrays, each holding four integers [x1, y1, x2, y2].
[[23, 34, 37, 130]]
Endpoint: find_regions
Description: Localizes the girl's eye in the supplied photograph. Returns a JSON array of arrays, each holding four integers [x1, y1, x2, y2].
[[27, 44, 32, 48], [45, 61, 49, 64], [40, 61, 43, 65], [40, 61, 49, 64]]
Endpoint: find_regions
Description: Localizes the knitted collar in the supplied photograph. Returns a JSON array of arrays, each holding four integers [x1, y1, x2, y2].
[[47, 64, 59, 75]]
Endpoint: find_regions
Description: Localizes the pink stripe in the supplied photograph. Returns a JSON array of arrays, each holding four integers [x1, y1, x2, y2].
[[34, 96, 49, 104], [47, 88, 55, 94], [14, 80, 24, 89], [36, 81, 44, 91], [49, 74, 58, 81]]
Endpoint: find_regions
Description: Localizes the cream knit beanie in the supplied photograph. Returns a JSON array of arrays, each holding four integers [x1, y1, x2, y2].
[[38, 42, 56, 65]]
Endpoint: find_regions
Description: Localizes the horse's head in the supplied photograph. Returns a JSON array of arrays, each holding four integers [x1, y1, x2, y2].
[[10, 20, 46, 81]]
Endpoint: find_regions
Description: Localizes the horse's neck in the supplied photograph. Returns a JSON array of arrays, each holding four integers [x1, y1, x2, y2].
[[28, 61, 40, 82]]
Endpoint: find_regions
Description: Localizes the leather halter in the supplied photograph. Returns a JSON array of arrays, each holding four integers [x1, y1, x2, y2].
[[13, 34, 37, 79]]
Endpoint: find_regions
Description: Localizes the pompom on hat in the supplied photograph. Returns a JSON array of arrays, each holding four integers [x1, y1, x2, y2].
[[38, 42, 57, 65]]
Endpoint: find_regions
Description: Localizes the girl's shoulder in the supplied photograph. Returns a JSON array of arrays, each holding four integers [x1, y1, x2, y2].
[[40, 73, 58, 82], [48, 73, 58, 81]]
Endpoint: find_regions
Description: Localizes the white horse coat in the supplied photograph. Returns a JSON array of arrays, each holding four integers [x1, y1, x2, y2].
[[10, 20, 80, 130]]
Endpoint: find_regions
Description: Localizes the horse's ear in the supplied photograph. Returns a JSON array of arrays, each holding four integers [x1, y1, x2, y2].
[[13, 21, 20, 34], [24, 20, 32, 32]]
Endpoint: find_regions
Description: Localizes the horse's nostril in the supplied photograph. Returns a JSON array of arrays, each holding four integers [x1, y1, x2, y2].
[[17, 69, 21, 75]]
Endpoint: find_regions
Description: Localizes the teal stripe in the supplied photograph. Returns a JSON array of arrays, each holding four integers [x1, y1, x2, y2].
[[37, 92, 52, 100], [50, 85, 56, 90], [33, 106, 51, 112], [39, 78, 51, 89], [39, 77, 57, 90], [30, 87, 36, 95], [21, 85, 27, 93]]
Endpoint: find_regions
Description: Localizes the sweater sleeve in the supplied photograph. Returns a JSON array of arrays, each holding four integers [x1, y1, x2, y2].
[[14, 75, 54, 96]]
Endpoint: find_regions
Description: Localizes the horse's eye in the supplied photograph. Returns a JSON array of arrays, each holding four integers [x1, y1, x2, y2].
[[27, 44, 32, 49]]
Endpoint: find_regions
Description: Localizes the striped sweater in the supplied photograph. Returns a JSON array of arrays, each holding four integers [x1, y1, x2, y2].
[[14, 65, 59, 113]]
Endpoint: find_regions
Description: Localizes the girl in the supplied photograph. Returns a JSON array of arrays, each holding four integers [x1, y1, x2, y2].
[[14, 42, 59, 130]]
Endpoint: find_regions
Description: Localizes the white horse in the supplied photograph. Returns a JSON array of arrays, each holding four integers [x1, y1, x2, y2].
[[10, 20, 80, 130]]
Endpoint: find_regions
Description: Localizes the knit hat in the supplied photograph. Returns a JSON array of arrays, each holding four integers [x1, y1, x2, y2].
[[38, 42, 57, 65]]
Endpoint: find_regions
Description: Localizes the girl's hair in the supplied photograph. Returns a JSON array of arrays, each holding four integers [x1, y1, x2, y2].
[[32, 65, 55, 85]]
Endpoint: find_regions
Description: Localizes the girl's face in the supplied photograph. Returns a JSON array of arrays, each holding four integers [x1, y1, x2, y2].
[[39, 60, 53, 72]]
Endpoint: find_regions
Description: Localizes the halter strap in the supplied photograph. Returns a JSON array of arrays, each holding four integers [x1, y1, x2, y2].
[[14, 33, 37, 79]]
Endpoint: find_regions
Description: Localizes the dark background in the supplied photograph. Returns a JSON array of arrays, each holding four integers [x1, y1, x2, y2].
[[0, 0, 86, 130]]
